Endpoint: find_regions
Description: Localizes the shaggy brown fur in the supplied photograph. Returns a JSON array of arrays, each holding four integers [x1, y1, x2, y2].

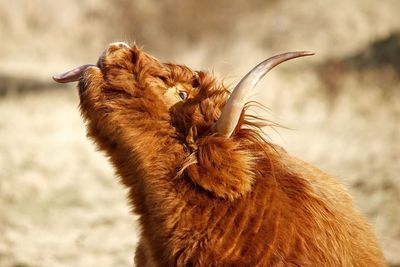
[[77, 43, 386, 266]]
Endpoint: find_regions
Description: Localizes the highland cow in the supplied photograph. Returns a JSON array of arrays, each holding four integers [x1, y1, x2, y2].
[[53, 42, 386, 266]]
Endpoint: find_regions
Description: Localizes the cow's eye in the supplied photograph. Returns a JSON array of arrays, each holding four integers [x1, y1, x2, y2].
[[178, 91, 188, 100]]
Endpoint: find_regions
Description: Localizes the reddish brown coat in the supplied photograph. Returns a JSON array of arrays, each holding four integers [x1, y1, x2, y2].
[[77, 43, 386, 266]]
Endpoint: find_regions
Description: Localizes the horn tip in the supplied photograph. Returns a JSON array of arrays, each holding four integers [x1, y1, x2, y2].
[[52, 75, 60, 82], [52, 74, 74, 83], [52, 74, 64, 83], [300, 51, 315, 56]]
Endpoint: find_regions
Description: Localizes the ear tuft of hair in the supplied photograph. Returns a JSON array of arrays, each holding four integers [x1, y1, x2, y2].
[[184, 134, 255, 201]]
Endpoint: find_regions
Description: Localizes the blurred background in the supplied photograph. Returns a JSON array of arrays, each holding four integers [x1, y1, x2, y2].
[[0, 0, 399, 266]]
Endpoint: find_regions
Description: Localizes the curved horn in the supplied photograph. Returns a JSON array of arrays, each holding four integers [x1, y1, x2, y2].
[[214, 51, 314, 137], [52, 64, 96, 83]]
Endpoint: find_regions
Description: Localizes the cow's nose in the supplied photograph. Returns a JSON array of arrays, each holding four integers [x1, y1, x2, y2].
[[106, 42, 130, 55], [111, 42, 130, 48]]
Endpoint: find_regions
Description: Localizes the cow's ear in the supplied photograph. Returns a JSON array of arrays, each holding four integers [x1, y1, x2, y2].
[[184, 135, 255, 201]]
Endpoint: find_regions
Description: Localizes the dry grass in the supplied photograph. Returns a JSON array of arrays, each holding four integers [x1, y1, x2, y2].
[[0, 90, 138, 267], [0, 0, 399, 266]]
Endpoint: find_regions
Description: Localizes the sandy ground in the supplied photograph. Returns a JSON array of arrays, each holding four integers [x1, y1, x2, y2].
[[1, 0, 399, 266]]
